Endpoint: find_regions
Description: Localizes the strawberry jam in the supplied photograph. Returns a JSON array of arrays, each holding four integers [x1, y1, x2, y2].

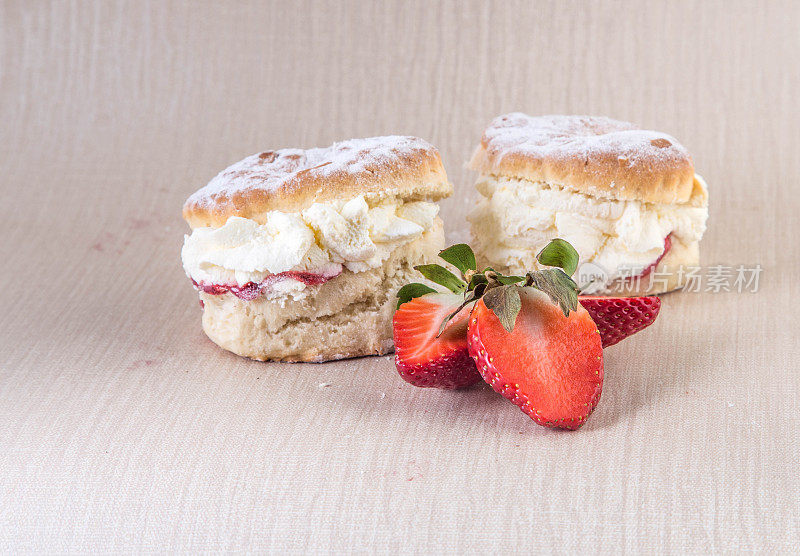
[[638, 234, 672, 278], [191, 269, 340, 301]]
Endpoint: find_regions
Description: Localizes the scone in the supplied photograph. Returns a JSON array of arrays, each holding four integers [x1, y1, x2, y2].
[[467, 113, 709, 295], [181, 136, 451, 362]]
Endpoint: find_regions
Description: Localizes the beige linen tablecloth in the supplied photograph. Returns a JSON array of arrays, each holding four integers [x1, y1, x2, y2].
[[1, 1, 798, 553]]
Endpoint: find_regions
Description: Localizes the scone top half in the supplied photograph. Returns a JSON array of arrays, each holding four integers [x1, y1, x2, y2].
[[181, 136, 451, 362], [468, 113, 709, 295], [183, 136, 450, 294]]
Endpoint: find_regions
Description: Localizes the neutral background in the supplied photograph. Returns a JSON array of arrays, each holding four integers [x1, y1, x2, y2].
[[2, 1, 798, 553]]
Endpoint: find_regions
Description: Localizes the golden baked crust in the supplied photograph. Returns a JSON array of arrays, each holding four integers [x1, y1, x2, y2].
[[469, 113, 696, 204], [184, 136, 452, 228]]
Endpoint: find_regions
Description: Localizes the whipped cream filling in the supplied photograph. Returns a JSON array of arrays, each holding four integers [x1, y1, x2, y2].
[[468, 175, 708, 287], [182, 196, 439, 300]]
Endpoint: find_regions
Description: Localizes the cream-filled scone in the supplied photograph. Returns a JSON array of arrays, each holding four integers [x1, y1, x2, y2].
[[182, 136, 451, 362], [468, 113, 709, 295]]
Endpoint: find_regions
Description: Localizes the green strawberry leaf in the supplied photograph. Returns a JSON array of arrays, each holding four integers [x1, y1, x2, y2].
[[468, 273, 488, 290], [482, 284, 522, 333], [495, 274, 526, 285], [395, 283, 437, 308], [438, 244, 477, 275], [537, 238, 579, 276], [414, 264, 467, 294], [527, 268, 578, 317]]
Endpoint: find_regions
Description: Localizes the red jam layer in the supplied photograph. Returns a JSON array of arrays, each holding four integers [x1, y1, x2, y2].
[[638, 234, 672, 278], [192, 269, 341, 301]]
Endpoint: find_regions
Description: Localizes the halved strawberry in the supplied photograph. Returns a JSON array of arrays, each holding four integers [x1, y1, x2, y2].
[[579, 296, 661, 348], [393, 293, 481, 389], [468, 288, 603, 429]]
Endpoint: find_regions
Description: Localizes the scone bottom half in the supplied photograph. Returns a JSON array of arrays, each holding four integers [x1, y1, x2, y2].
[[197, 221, 445, 362]]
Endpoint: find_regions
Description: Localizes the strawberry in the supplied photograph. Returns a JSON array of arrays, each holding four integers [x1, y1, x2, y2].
[[579, 296, 661, 348], [394, 238, 607, 429], [393, 293, 481, 389], [468, 288, 604, 430]]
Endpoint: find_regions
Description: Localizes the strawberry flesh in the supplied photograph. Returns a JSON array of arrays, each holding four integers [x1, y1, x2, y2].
[[579, 296, 661, 348], [393, 293, 481, 389], [468, 289, 603, 429]]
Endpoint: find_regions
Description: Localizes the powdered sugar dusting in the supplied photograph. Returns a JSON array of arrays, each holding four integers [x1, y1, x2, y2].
[[482, 113, 691, 175], [187, 136, 436, 208]]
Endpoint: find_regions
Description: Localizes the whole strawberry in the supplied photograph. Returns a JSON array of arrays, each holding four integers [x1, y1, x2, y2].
[[579, 296, 661, 347]]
